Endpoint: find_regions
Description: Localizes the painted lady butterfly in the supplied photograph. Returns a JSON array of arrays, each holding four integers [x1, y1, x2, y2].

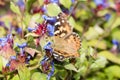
[[52, 13, 81, 61]]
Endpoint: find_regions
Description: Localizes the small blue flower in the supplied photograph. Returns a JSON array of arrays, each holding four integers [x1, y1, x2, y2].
[[47, 61, 54, 80], [94, 0, 109, 8], [94, 0, 105, 6], [44, 42, 53, 51], [28, 27, 36, 32], [47, 24, 55, 36], [17, 42, 27, 56], [112, 39, 119, 46], [104, 14, 111, 21], [50, 0, 59, 3], [6, 63, 10, 67], [26, 55, 31, 64], [0, 38, 7, 47], [17, 0, 24, 7], [71, 0, 75, 3], [17, 42, 27, 48], [41, 56, 49, 65], [42, 15, 57, 24], [10, 56, 17, 60], [16, 27, 22, 34], [42, 15, 57, 25], [42, 15, 56, 21], [41, 5, 47, 13], [27, 55, 31, 60], [0, 34, 12, 47], [0, 21, 4, 26]]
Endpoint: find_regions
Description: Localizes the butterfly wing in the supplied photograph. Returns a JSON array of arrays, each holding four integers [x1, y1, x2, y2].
[[53, 33, 81, 61], [54, 13, 73, 38]]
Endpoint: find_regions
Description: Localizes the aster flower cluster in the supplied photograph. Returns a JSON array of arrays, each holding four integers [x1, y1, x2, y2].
[[28, 14, 56, 80]]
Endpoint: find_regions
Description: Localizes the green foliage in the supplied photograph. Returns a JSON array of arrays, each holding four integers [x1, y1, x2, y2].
[[1, 0, 120, 80], [98, 51, 120, 64], [11, 75, 20, 80], [105, 65, 120, 79], [46, 3, 62, 16], [18, 66, 31, 80], [59, 0, 72, 9], [64, 63, 78, 72], [10, 2, 21, 15], [31, 72, 47, 80], [0, 56, 3, 71]]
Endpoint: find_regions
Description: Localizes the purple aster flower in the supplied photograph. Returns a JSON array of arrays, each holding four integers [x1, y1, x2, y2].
[[47, 24, 55, 36], [47, 61, 54, 80]]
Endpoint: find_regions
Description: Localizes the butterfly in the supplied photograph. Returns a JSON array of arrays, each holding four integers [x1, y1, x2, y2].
[[51, 13, 81, 61]]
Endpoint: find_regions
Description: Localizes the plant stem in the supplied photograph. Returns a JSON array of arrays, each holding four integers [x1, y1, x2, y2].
[[68, 0, 80, 19]]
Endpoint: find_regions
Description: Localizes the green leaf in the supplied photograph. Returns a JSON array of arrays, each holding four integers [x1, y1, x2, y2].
[[59, 0, 72, 9], [105, 65, 120, 78], [97, 9, 109, 17], [64, 63, 78, 72], [23, 13, 31, 26], [111, 17, 120, 30], [47, 3, 62, 16], [104, 14, 120, 30], [31, 72, 47, 80], [68, 17, 83, 32], [90, 56, 107, 70], [57, 70, 68, 80], [89, 47, 94, 56], [111, 29, 120, 41], [0, 56, 3, 71], [84, 27, 99, 40], [78, 0, 87, 1], [26, 0, 36, 12], [11, 75, 20, 80], [10, 2, 21, 15], [87, 39, 107, 49], [98, 51, 120, 64], [18, 66, 31, 80], [38, 0, 44, 6], [68, 17, 76, 28], [0, 27, 6, 37], [1, 57, 9, 67]]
